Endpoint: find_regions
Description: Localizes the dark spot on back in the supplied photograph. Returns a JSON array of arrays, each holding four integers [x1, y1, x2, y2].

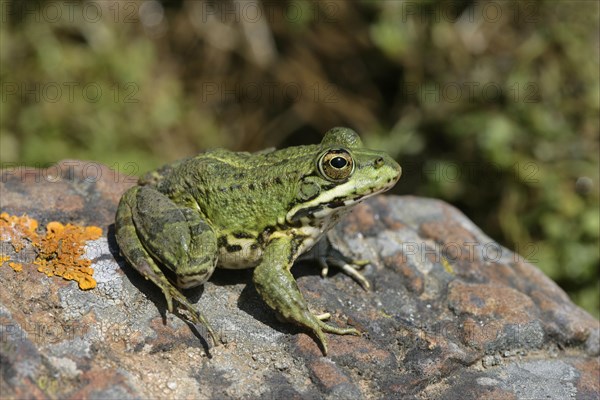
[[233, 231, 254, 239]]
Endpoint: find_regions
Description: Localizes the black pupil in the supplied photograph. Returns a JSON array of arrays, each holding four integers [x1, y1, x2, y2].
[[330, 156, 347, 169]]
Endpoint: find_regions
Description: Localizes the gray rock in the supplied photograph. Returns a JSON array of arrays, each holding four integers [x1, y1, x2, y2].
[[1, 161, 598, 398]]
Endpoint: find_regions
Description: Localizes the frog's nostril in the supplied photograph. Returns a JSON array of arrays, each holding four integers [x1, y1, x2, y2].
[[374, 157, 384, 168]]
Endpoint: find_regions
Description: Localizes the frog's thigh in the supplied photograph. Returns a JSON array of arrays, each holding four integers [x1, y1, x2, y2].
[[116, 187, 169, 288], [131, 186, 218, 288]]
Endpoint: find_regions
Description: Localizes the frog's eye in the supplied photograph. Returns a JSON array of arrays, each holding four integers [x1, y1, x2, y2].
[[318, 149, 354, 182]]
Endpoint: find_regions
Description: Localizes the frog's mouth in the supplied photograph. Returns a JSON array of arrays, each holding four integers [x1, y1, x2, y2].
[[287, 170, 400, 223]]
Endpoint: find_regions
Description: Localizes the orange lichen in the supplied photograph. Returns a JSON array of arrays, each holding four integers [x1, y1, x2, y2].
[[35, 221, 102, 290], [8, 262, 23, 272], [0, 212, 40, 252], [0, 213, 102, 290]]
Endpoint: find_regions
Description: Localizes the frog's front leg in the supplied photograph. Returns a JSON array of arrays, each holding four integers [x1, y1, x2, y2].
[[302, 238, 372, 291], [115, 186, 218, 344], [252, 237, 360, 355]]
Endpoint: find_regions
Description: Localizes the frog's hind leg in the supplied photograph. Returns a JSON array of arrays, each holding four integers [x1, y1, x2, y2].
[[115, 186, 218, 344], [116, 188, 178, 312]]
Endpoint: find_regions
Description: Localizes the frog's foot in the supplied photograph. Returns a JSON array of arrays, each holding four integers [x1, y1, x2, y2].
[[315, 312, 331, 320], [313, 311, 361, 345], [280, 308, 360, 356], [275, 310, 360, 355], [161, 284, 219, 345], [318, 256, 371, 291], [310, 316, 361, 355]]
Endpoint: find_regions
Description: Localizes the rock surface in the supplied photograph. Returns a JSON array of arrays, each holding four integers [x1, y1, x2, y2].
[[1, 160, 598, 399]]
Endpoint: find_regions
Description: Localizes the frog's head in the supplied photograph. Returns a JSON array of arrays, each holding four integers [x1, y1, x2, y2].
[[287, 127, 401, 223]]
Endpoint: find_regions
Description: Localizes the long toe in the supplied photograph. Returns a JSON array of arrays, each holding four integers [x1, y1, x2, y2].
[[312, 327, 329, 356], [317, 320, 361, 336]]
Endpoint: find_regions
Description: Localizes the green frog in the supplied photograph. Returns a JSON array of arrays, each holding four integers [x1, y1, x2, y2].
[[115, 127, 401, 355]]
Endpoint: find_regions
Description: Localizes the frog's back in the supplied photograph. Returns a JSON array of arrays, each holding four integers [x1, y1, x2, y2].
[[153, 145, 318, 232]]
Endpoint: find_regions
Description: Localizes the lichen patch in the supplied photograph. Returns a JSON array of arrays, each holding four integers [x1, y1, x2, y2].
[[0, 212, 102, 290]]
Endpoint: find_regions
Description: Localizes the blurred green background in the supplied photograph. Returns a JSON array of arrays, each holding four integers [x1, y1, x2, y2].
[[1, 0, 598, 317]]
